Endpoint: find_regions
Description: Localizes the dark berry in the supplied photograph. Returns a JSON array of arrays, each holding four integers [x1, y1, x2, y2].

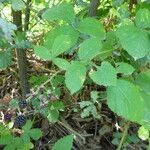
[[4, 112, 12, 122], [15, 115, 27, 127], [18, 100, 27, 109], [39, 86, 45, 93]]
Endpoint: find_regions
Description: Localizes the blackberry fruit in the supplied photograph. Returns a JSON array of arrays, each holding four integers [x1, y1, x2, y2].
[[18, 100, 27, 109], [15, 115, 27, 127], [4, 112, 12, 122]]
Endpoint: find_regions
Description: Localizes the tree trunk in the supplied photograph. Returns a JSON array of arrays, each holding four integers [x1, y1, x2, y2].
[[88, 0, 100, 17], [12, 10, 30, 98], [24, 0, 32, 31]]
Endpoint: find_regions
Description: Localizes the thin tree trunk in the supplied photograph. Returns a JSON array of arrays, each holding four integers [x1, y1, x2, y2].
[[88, 0, 100, 17], [12, 9, 30, 98], [24, 0, 32, 31]]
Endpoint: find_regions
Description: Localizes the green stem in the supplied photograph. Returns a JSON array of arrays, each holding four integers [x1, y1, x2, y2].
[[117, 121, 130, 150], [148, 138, 150, 150]]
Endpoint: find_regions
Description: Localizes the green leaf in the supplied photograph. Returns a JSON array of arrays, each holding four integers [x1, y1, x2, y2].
[[42, 3, 75, 23], [79, 101, 93, 108], [0, 50, 12, 69], [65, 61, 86, 94], [29, 129, 42, 140], [34, 46, 52, 60], [44, 27, 61, 50], [78, 17, 105, 39], [21, 133, 30, 143], [80, 104, 100, 118], [22, 120, 32, 131], [135, 9, 150, 29], [138, 126, 149, 140], [107, 79, 144, 122], [51, 35, 72, 57], [9, 98, 18, 108], [11, 0, 25, 11], [141, 92, 150, 130], [48, 101, 64, 111], [81, 106, 91, 118], [0, 18, 16, 40], [135, 70, 150, 94], [78, 38, 102, 61], [44, 25, 79, 50], [52, 135, 74, 150], [0, 124, 7, 133], [0, 134, 12, 145], [0, 124, 10, 136], [51, 75, 64, 87], [47, 109, 59, 123], [53, 58, 70, 70], [89, 62, 117, 86], [4, 145, 15, 150], [13, 137, 24, 149], [96, 31, 115, 60], [20, 142, 34, 150], [116, 25, 150, 60], [29, 75, 48, 87], [116, 62, 135, 75]]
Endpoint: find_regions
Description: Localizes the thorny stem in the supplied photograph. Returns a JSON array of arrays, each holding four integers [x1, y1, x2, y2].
[[117, 121, 130, 150]]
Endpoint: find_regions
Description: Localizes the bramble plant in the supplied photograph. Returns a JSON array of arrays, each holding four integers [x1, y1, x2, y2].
[[0, 120, 42, 150], [34, 1, 150, 148], [35, 1, 150, 128], [0, 0, 150, 149]]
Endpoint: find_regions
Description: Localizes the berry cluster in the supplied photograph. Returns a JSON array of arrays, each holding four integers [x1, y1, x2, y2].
[[18, 100, 27, 109], [15, 115, 27, 127]]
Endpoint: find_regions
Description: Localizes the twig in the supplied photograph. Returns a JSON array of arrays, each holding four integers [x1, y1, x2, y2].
[[117, 121, 130, 150], [58, 117, 86, 144]]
